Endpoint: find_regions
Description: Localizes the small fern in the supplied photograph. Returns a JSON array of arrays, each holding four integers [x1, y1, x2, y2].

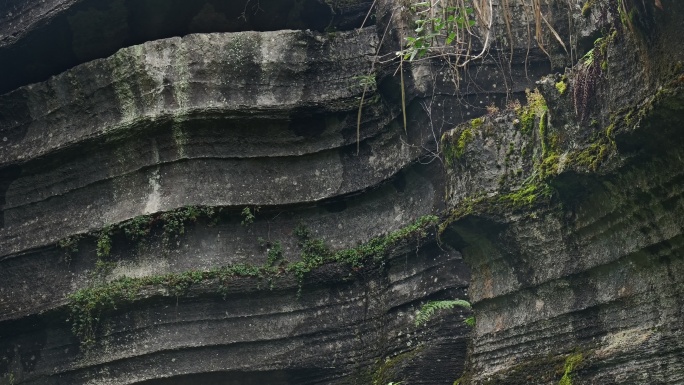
[[464, 316, 476, 327], [415, 299, 472, 326]]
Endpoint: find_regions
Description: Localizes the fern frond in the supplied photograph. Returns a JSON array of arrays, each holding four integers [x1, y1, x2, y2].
[[464, 316, 476, 327], [415, 299, 471, 326]]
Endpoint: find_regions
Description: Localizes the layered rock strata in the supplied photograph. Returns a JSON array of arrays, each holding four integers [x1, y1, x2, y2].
[[3, 0, 683, 384], [440, 1, 684, 383], [0, 1, 470, 384]]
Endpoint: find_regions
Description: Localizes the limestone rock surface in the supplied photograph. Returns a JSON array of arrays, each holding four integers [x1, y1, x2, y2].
[[1, 0, 683, 384]]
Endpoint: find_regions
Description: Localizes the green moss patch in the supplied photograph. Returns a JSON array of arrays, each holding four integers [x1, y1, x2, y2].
[[443, 127, 476, 166], [558, 353, 583, 385], [516, 89, 548, 135], [68, 215, 439, 351]]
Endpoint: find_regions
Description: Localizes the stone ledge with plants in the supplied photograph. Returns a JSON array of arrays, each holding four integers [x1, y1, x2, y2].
[[66, 214, 440, 351]]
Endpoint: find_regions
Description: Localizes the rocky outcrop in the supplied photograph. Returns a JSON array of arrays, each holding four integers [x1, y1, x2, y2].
[[1, 0, 683, 384], [0, 0, 374, 95], [0, 1, 470, 384], [440, 1, 684, 383]]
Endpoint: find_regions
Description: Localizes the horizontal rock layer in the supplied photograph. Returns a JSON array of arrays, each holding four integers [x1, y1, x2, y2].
[[0, 0, 375, 94], [0, 239, 470, 385]]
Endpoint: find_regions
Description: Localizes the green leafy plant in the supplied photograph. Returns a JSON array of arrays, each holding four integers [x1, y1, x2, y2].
[[398, 0, 567, 71], [400, 1, 476, 62], [96, 227, 113, 258], [265, 240, 284, 267], [123, 215, 152, 241], [415, 299, 472, 326], [161, 206, 201, 237], [241, 206, 258, 226], [293, 222, 311, 241]]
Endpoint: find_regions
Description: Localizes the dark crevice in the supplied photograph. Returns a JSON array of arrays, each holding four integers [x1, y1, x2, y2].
[[132, 369, 331, 385], [0, 165, 21, 228], [0, 0, 375, 95]]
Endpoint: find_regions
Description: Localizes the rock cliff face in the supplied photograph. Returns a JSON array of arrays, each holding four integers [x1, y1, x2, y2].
[[0, 0, 683, 384], [0, 1, 468, 384], [439, 1, 684, 383]]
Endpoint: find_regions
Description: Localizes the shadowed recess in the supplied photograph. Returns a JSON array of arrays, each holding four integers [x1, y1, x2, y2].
[[0, 0, 375, 94], [133, 369, 331, 385]]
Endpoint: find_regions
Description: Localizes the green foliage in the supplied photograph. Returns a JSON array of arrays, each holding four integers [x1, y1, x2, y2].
[[470, 117, 484, 128], [570, 140, 612, 171], [293, 222, 311, 241], [69, 265, 265, 351], [499, 183, 554, 209], [442, 127, 474, 166], [288, 216, 439, 283], [301, 238, 334, 266], [240, 206, 258, 226], [415, 299, 472, 326], [516, 88, 548, 135], [464, 316, 476, 327], [266, 241, 284, 267], [555, 80, 567, 95], [160, 206, 210, 241], [57, 206, 221, 260], [582, 47, 595, 66], [558, 353, 583, 385], [58, 235, 84, 264], [96, 227, 113, 258], [401, 1, 476, 61], [356, 74, 377, 89], [58, 235, 81, 255], [123, 215, 151, 241], [67, 215, 441, 350], [333, 215, 439, 268]]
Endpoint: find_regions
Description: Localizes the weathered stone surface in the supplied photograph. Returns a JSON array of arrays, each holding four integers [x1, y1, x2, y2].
[[440, 1, 684, 383], [0, 27, 411, 258], [0, 1, 469, 383], [0, 0, 375, 94], [0, 163, 441, 321], [3, 0, 684, 384], [1, 239, 470, 385]]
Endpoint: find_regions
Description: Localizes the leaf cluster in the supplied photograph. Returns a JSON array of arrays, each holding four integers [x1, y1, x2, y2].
[[415, 299, 472, 326], [401, 2, 476, 61]]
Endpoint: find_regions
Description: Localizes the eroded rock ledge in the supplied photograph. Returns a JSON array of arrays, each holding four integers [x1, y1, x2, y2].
[[0, 0, 375, 94], [1, 0, 683, 384]]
